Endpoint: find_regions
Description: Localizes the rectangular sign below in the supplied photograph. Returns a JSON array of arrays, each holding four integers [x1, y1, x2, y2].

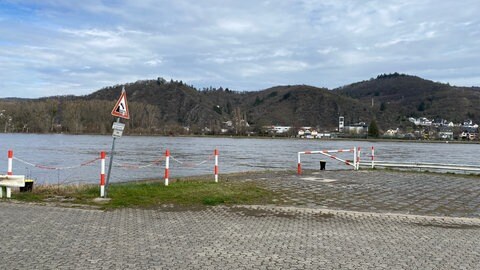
[[112, 122, 125, 131], [112, 129, 123, 138]]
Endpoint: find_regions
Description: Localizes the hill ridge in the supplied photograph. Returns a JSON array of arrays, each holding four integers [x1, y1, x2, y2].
[[1, 74, 479, 135]]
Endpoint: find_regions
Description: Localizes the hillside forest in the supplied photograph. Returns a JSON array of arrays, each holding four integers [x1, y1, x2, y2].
[[1, 74, 479, 136]]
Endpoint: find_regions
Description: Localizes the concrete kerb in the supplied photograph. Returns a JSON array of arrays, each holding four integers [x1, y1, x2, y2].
[[3, 197, 479, 226], [232, 205, 480, 225]]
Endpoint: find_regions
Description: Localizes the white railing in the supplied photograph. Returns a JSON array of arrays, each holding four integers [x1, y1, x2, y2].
[[361, 146, 480, 172]]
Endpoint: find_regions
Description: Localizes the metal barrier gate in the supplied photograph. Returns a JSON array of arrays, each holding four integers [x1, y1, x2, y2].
[[297, 147, 359, 174]]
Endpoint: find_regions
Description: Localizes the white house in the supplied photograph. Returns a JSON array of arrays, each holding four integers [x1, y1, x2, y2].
[[384, 128, 399, 137], [409, 117, 432, 126], [271, 126, 291, 134]]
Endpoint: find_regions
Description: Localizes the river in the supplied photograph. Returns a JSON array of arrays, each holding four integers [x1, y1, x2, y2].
[[0, 134, 478, 184]]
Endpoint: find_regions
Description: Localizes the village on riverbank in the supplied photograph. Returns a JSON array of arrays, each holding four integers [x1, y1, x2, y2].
[[253, 116, 479, 141]]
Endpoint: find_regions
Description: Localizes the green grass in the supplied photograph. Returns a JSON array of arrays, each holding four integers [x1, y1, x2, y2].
[[8, 180, 278, 209]]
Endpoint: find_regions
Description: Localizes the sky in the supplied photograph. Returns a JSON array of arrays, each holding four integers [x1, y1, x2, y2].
[[0, 0, 479, 98]]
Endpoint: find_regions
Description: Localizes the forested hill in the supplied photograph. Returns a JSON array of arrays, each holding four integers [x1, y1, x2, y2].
[[0, 74, 479, 134], [334, 73, 480, 130]]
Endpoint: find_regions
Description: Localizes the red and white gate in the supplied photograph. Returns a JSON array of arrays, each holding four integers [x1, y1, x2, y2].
[[297, 147, 359, 174]]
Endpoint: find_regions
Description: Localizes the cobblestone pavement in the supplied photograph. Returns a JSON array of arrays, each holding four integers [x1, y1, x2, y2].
[[1, 202, 479, 270], [1, 170, 480, 269], [231, 170, 480, 218]]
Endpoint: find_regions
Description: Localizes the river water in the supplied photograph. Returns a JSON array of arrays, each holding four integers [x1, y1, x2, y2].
[[0, 134, 478, 184]]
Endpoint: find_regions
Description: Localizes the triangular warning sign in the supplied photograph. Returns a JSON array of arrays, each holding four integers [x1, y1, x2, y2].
[[111, 87, 130, 119]]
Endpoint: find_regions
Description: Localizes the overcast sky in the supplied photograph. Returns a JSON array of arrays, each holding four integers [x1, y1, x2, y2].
[[1, 0, 479, 98]]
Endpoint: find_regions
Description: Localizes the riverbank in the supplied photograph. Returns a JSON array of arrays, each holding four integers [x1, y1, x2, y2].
[[3, 131, 480, 144], [5, 168, 480, 218]]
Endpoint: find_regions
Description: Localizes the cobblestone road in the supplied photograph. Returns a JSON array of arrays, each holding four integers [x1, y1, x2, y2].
[[1, 170, 480, 269], [235, 170, 480, 218]]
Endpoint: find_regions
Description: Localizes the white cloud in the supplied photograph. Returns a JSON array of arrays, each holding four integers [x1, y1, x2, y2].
[[273, 61, 309, 72], [145, 59, 163, 66], [216, 19, 256, 33], [0, 0, 479, 98]]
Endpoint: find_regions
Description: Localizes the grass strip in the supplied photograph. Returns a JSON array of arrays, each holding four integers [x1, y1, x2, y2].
[[9, 180, 278, 209]]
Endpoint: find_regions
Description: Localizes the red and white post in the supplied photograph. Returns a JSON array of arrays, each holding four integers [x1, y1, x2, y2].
[[371, 146, 375, 169], [164, 149, 170, 186], [351, 147, 357, 170], [8, 150, 13, 176], [100, 151, 106, 197], [0, 150, 14, 198], [214, 149, 219, 182], [356, 147, 361, 170], [5, 150, 13, 198], [297, 152, 302, 175]]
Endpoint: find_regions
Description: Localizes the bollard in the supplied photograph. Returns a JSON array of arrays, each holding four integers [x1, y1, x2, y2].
[[100, 151, 106, 197], [320, 160, 326, 170], [164, 149, 170, 186], [214, 149, 219, 183], [297, 152, 302, 175], [6, 150, 13, 198], [371, 146, 375, 169]]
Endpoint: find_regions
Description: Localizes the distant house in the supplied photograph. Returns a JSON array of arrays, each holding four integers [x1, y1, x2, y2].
[[317, 132, 333, 138], [297, 127, 321, 139], [462, 119, 478, 129], [384, 128, 399, 137], [344, 122, 368, 135], [298, 127, 311, 138], [409, 117, 432, 126], [437, 127, 453, 140], [433, 119, 449, 127], [270, 126, 291, 134], [460, 127, 478, 140]]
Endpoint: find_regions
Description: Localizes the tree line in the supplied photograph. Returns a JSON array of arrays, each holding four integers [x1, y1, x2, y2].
[[0, 99, 192, 135]]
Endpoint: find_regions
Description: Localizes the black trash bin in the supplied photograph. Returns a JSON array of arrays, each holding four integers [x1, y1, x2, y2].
[[320, 161, 326, 170], [20, 179, 34, 192]]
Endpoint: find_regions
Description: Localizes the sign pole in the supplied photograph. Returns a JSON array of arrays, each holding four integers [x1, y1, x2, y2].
[[105, 118, 120, 198], [104, 86, 130, 198]]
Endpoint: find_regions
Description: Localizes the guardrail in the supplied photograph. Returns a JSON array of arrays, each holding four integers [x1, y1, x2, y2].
[[360, 161, 480, 172]]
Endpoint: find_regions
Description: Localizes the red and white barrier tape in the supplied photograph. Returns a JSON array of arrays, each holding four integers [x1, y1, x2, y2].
[[170, 155, 213, 167], [300, 149, 354, 155], [13, 156, 100, 170], [112, 156, 165, 169], [164, 149, 219, 185]]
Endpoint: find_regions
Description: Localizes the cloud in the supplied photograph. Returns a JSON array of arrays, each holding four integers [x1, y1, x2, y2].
[[0, 0, 479, 98]]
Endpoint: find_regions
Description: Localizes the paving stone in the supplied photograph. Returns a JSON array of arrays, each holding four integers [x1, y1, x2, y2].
[[2, 170, 480, 269], [233, 170, 480, 218]]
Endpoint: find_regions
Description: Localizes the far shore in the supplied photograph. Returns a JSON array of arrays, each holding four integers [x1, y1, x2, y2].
[[2, 132, 479, 145]]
